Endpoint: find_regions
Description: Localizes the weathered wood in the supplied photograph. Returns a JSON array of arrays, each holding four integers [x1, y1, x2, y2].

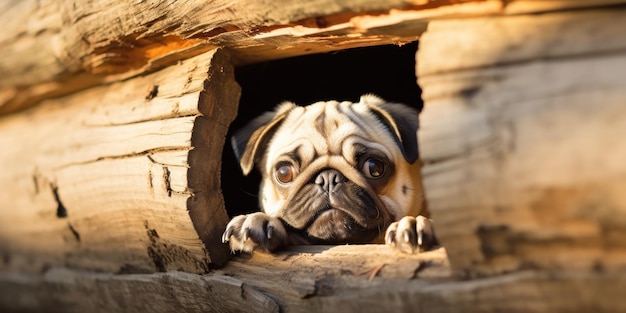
[[417, 7, 626, 275], [220, 245, 450, 311], [0, 269, 280, 313], [1, 1, 626, 312], [0, 0, 424, 115], [1, 245, 624, 313], [2, 0, 623, 115], [417, 7, 626, 77], [0, 49, 238, 273]]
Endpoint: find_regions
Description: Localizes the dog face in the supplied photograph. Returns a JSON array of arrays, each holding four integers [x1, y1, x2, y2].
[[231, 95, 426, 244]]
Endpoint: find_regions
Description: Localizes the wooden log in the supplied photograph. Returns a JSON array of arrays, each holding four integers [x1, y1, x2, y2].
[[0, 49, 239, 273], [2, 0, 623, 115], [417, 7, 626, 275], [0, 269, 280, 313], [0, 0, 424, 115], [1, 245, 625, 313], [1, 2, 626, 312], [418, 7, 626, 77]]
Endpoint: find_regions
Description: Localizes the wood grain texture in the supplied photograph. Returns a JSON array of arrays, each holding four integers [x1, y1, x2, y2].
[[417, 7, 626, 275], [0, 268, 280, 313], [0, 0, 422, 115], [1, 245, 625, 312], [417, 6, 626, 77], [0, 49, 238, 273], [1, 1, 626, 312], [2, 0, 623, 115]]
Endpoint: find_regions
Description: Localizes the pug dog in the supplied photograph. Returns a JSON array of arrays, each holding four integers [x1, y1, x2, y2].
[[222, 94, 438, 254]]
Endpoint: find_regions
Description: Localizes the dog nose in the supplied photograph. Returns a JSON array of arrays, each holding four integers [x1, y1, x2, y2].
[[314, 170, 346, 192]]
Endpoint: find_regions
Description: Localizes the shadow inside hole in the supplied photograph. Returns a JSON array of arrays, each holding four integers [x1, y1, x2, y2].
[[222, 42, 423, 217]]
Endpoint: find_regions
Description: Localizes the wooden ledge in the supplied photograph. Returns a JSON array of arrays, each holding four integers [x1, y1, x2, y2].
[[218, 245, 452, 308], [3, 245, 625, 312], [222, 245, 451, 281]]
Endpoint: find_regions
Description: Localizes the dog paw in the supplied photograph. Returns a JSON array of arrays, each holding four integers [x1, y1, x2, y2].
[[222, 212, 288, 253], [385, 215, 438, 254]]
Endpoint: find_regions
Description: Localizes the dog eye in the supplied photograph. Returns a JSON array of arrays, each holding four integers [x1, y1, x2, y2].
[[362, 158, 386, 179], [275, 164, 295, 184]]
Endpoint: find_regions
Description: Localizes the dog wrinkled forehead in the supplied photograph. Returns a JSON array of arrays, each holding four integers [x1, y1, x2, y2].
[[266, 98, 398, 167], [232, 94, 419, 175]]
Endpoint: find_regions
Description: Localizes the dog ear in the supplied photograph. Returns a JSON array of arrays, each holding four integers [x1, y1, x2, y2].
[[231, 102, 296, 175], [360, 94, 420, 164]]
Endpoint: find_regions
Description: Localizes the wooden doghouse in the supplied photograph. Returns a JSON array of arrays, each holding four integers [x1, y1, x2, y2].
[[1, 1, 625, 312]]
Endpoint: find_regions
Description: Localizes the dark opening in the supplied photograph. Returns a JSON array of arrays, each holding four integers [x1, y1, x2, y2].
[[222, 42, 422, 217]]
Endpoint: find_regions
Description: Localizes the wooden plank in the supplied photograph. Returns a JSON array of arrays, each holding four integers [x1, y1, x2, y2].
[[1, 245, 624, 312], [417, 9, 626, 275], [3, 0, 624, 115], [417, 7, 626, 77], [0, 0, 423, 115], [0, 0, 465, 85], [0, 49, 238, 274]]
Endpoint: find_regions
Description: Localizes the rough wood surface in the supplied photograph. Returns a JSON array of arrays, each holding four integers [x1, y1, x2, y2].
[[0, 0, 425, 115], [223, 246, 625, 313], [1, 2, 626, 312], [417, 7, 626, 275], [0, 49, 238, 273], [417, 7, 626, 76], [1, 245, 624, 313], [0, 269, 280, 313], [2, 0, 623, 115]]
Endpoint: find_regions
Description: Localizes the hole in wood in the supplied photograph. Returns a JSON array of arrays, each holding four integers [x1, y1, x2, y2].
[[221, 41, 423, 230]]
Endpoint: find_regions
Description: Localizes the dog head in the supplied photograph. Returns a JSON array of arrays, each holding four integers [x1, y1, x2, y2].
[[232, 95, 425, 244]]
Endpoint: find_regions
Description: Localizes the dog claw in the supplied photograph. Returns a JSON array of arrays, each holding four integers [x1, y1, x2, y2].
[[403, 229, 411, 243], [222, 228, 232, 243], [242, 227, 250, 242], [384, 230, 395, 245], [417, 231, 423, 247], [267, 225, 274, 240]]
